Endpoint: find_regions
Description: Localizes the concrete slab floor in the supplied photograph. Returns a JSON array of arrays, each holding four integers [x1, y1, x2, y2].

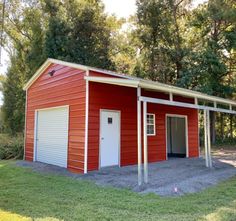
[[17, 150, 236, 197]]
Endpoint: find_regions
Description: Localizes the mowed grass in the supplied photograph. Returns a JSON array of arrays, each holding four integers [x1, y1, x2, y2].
[[0, 161, 236, 221]]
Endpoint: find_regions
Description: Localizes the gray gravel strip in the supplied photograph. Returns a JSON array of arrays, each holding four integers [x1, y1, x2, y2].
[[16, 151, 236, 197]]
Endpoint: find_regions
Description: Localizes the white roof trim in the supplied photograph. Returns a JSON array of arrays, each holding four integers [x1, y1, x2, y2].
[[24, 58, 236, 108], [23, 58, 132, 90], [139, 81, 236, 106], [23, 59, 51, 90], [84, 76, 139, 88]]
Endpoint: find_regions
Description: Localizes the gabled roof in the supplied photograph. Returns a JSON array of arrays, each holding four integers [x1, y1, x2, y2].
[[24, 58, 236, 107], [23, 58, 133, 90]]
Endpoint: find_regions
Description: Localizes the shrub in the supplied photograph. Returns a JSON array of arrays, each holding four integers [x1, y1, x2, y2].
[[0, 134, 24, 160]]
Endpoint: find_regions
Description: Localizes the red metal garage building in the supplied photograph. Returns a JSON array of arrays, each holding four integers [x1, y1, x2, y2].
[[24, 58, 236, 185]]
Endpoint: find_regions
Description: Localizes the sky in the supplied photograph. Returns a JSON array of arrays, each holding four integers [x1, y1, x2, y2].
[[0, 0, 207, 105]]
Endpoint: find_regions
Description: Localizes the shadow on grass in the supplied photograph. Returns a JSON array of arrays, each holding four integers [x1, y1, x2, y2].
[[0, 161, 236, 221]]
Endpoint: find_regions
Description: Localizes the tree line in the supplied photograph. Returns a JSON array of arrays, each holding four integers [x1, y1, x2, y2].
[[0, 0, 236, 144]]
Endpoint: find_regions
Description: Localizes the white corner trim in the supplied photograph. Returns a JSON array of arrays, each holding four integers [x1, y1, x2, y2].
[[84, 70, 89, 174], [23, 90, 28, 160], [33, 110, 38, 162]]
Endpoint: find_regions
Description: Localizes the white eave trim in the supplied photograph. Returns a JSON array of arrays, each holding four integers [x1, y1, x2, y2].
[[84, 76, 139, 88]]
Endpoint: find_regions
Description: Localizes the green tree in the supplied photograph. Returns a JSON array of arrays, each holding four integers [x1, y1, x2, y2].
[[108, 16, 139, 74], [135, 0, 193, 83], [181, 0, 236, 95], [2, 57, 26, 133], [43, 0, 114, 69], [43, 0, 71, 61], [2, 0, 46, 133], [2, 0, 117, 133]]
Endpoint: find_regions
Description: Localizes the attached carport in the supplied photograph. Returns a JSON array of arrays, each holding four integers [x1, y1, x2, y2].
[[85, 76, 236, 186]]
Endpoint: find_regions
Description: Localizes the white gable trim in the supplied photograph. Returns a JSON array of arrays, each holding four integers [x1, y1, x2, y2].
[[23, 58, 133, 91], [23, 59, 51, 90]]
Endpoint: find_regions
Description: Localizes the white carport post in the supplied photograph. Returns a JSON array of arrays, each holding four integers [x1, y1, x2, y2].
[[204, 109, 212, 168], [204, 110, 209, 167], [207, 110, 212, 167], [143, 101, 148, 184], [137, 87, 142, 185]]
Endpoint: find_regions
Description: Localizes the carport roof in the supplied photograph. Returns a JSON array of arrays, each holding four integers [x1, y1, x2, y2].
[[24, 58, 236, 109]]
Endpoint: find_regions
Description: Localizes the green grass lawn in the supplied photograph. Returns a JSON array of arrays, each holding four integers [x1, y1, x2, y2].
[[0, 161, 236, 221]]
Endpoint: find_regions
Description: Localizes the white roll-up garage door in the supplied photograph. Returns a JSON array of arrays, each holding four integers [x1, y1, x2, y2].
[[35, 106, 69, 167]]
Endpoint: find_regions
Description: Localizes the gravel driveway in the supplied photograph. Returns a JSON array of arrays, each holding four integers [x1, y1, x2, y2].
[[17, 149, 236, 196]]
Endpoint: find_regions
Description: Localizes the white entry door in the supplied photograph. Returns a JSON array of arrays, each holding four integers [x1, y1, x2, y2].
[[35, 106, 69, 168], [100, 110, 120, 167]]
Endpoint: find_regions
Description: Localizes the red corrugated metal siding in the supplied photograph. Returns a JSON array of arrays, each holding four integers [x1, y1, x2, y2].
[[147, 103, 199, 161], [88, 82, 137, 171], [89, 70, 124, 78], [173, 95, 195, 104], [25, 63, 86, 173], [88, 79, 199, 171], [25, 65, 199, 173], [142, 90, 169, 100], [142, 90, 199, 160]]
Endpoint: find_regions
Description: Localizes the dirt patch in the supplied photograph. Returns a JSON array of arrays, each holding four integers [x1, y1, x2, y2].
[[212, 149, 236, 167]]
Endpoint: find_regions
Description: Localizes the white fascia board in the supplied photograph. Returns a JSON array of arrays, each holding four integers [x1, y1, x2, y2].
[[48, 58, 89, 72], [50, 58, 135, 80], [139, 81, 236, 106], [88, 68, 137, 80], [84, 76, 139, 88]]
